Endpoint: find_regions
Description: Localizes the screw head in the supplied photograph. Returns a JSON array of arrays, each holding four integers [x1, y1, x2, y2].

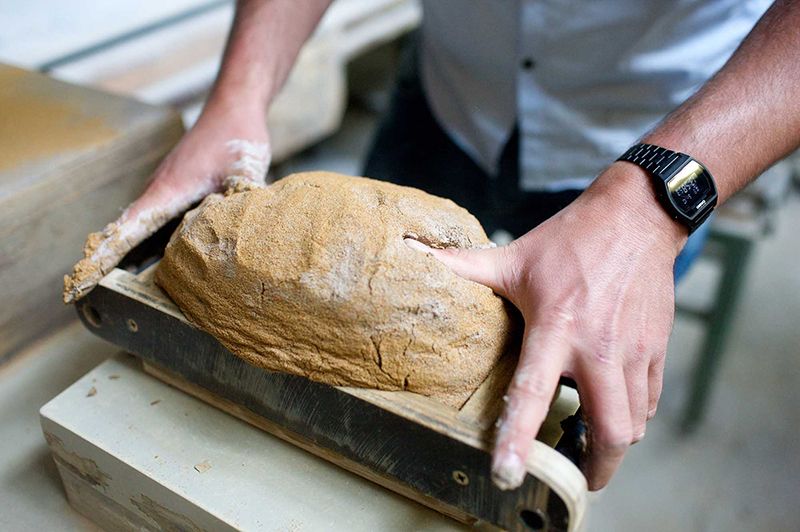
[[452, 469, 469, 486]]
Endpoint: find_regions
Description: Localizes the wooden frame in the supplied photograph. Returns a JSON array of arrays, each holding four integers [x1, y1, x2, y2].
[[76, 266, 587, 531]]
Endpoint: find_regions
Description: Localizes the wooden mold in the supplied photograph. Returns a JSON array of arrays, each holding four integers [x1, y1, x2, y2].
[[76, 265, 587, 531]]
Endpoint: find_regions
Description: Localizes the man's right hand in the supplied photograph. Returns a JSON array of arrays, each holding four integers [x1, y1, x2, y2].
[[62, 0, 343, 303], [63, 99, 271, 303]]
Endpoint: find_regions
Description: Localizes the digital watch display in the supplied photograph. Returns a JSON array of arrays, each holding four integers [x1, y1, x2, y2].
[[617, 144, 718, 233]]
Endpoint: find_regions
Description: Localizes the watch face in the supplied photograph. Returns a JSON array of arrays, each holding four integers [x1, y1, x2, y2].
[[667, 160, 714, 219]]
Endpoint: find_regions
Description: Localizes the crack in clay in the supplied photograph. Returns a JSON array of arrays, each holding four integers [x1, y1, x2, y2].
[[370, 335, 395, 383], [371, 336, 384, 370], [402, 326, 416, 361]]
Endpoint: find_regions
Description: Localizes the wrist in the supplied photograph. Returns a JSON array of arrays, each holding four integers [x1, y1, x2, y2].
[[580, 162, 689, 258], [192, 89, 271, 145], [202, 83, 269, 121]]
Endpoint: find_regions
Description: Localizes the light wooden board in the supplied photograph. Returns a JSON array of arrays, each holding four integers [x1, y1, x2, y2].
[[41, 353, 467, 531], [0, 64, 184, 363]]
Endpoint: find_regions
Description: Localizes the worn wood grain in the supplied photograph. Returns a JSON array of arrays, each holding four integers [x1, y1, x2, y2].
[[0, 64, 183, 363]]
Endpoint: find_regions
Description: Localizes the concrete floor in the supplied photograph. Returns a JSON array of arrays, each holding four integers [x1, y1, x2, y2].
[[0, 324, 110, 531], [2, 102, 799, 531]]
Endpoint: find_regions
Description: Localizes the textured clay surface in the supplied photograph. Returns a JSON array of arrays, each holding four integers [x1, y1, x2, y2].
[[155, 172, 515, 407]]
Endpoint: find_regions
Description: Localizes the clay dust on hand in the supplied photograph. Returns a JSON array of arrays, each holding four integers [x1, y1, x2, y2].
[[62, 139, 270, 304]]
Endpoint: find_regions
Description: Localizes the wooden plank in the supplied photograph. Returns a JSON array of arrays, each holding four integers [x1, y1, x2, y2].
[[77, 266, 587, 530], [0, 64, 184, 363], [143, 360, 477, 525], [145, 361, 586, 530]]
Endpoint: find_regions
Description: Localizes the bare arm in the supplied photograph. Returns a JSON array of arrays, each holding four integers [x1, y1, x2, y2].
[[418, 0, 800, 491], [211, 0, 333, 116], [64, 0, 332, 303], [645, 0, 800, 204]]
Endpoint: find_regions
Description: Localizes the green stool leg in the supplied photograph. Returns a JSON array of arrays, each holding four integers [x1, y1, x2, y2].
[[681, 232, 754, 433]]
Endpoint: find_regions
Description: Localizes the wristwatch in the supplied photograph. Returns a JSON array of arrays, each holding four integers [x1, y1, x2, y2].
[[617, 143, 718, 234]]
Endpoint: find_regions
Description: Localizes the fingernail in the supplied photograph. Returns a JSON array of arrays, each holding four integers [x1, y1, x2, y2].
[[632, 430, 646, 443], [403, 238, 432, 253], [647, 407, 657, 420], [491, 451, 526, 491]]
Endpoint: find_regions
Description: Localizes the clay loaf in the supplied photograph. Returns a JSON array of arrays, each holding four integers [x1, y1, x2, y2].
[[155, 172, 515, 407]]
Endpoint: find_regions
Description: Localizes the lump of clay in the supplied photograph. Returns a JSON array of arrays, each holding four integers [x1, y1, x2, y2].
[[155, 172, 515, 408]]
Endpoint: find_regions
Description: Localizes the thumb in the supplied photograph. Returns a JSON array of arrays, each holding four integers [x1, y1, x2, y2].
[[403, 238, 508, 296]]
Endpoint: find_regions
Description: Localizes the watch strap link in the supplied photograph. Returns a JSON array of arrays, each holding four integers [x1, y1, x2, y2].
[[617, 143, 688, 181]]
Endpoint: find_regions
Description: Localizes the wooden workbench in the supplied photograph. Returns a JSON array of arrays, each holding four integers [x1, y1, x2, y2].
[[40, 353, 470, 531]]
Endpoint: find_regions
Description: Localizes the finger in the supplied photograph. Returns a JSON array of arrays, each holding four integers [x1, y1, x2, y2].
[[403, 239, 509, 296], [490, 325, 569, 490], [579, 364, 632, 490], [62, 183, 208, 304], [63, 211, 165, 303], [647, 353, 666, 419], [625, 365, 649, 443]]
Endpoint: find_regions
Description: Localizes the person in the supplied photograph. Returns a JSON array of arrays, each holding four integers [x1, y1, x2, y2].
[[63, 0, 800, 491]]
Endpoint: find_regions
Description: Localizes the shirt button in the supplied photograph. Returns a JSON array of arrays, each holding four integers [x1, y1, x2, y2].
[[521, 57, 535, 70]]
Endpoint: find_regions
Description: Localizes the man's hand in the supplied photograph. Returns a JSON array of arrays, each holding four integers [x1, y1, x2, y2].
[[408, 164, 687, 490], [63, 100, 270, 303], [433, 0, 800, 490]]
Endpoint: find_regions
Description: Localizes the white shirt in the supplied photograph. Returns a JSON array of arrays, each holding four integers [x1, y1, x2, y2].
[[419, 0, 772, 191]]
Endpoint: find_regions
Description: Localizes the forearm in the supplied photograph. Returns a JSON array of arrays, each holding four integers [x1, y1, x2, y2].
[[643, 0, 800, 203], [208, 0, 332, 113], [581, 0, 800, 254]]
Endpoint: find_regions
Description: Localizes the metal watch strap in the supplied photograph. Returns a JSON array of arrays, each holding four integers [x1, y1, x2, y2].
[[617, 143, 688, 181], [617, 142, 717, 234]]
